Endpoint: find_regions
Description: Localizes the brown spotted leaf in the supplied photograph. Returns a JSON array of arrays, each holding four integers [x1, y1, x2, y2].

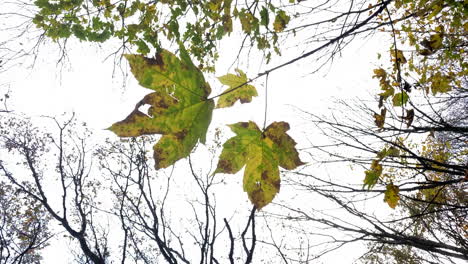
[[215, 121, 304, 209], [109, 45, 214, 169], [216, 69, 258, 108]]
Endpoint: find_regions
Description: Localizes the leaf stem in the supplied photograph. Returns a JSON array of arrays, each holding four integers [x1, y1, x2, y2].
[[263, 73, 269, 130]]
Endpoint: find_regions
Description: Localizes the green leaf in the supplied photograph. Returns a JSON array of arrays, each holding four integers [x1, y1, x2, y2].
[[239, 9, 258, 34], [386, 146, 400, 157], [384, 183, 400, 209], [215, 121, 304, 209], [216, 69, 258, 108], [135, 39, 150, 54], [392, 92, 409, 106], [377, 146, 400, 159], [363, 160, 382, 189], [109, 46, 214, 169], [260, 7, 269, 27], [379, 86, 395, 99]]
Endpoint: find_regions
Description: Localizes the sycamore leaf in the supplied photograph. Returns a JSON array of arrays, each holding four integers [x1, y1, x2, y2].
[[273, 10, 290, 32], [392, 92, 409, 106], [216, 69, 258, 108], [215, 121, 304, 209], [364, 160, 382, 189], [109, 46, 214, 169], [239, 9, 258, 34], [384, 183, 400, 209]]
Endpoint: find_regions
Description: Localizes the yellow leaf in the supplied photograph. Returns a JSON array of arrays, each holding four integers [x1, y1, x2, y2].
[[384, 183, 400, 209], [215, 121, 304, 209], [391, 49, 407, 64], [373, 68, 386, 79], [216, 69, 258, 108], [109, 45, 214, 169], [273, 10, 290, 32], [430, 72, 452, 95]]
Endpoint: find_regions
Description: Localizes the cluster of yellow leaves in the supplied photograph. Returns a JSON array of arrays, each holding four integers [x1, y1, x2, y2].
[[365, 0, 467, 210], [363, 140, 407, 208], [396, 1, 465, 96]]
